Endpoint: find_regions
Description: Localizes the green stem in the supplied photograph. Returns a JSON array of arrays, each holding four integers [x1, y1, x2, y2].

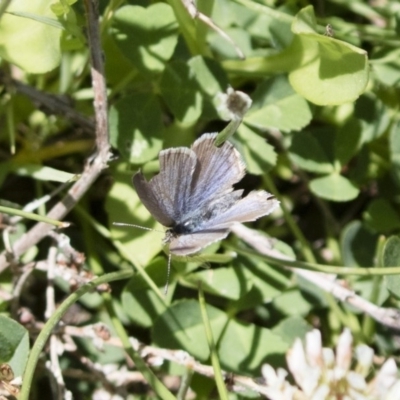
[[0, 205, 69, 228], [103, 293, 176, 400], [166, 0, 204, 56], [198, 286, 228, 400], [215, 119, 242, 146], [74, 204, 168, 303], [6, 94, 15, 154], [362, 236, 386, 340], [195, 0, 215, 57], [176, 366, 194, 400], [20, 270, 133, 400], [232, 0, 293, 23], [263, 175, 316, 263], [328, 0, 383, 22], [233, 246, 400, 276], [114, 240, 167, 301], [0, 0, 12, 21]]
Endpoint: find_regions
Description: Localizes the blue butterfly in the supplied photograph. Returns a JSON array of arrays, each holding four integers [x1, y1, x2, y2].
[[133, 133, 279, 256]]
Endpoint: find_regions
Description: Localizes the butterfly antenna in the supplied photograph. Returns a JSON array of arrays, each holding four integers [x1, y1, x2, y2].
[[113, 222, 163, 233], [164, 253, 172, 295]]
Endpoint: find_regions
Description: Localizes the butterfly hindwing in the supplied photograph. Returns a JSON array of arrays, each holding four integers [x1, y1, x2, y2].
[[206, 191, 279, 228], [169, 228, 230, 256], [168, 191, 279, 255]]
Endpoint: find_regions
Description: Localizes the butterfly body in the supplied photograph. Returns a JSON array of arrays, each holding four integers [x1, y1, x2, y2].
[[133, 133, 279, 256]]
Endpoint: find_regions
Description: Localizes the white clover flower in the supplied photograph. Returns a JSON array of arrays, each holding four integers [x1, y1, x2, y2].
[[216, 87, 252, 121], [261, 364, 298, 399], [261, 329, 400, 400]]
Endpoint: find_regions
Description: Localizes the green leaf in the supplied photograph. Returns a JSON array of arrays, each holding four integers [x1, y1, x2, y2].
[[109, 93, 164, 164], [296, 274, 328, 307], [0, 316, 29, 377], [111, 3, 178, 74], [50, 0, 77, 16], [244, 75, 312, 132], [383, 236, 400, 298], [273, 289, 313, 316], [209, 27, 252, 59], [289, 130, 335, 174], [335, 120, 362, 167], [390, 120, 400, 187], [159, 61, 203, 125], [217, 319, 288, 373], [288, 6, 369, 105], [103, 31, 137, 87], [106, 167, 163, 266], [309, 174, 359, 201], [253, 10, 293, 49], [183, 266, 253, 301], [352, 279, 389, 307], [383, 233, 399, 268], [340, 221, 378, 267], [371, 48, 400, 86], [121, 259, 168, 327], [0, 0, 62, 73], [211, 0, 257, 31], [236, 125, 277, 174], [347, 145, 371, 185], [229, 254, 290, 311], [363, 199, 400, 233], [189, 56, 229, 119], [354, 95, 390, 145], [373, 62, 400, 86], [6, 11, 64, 29], [272, 316, 312, 345], [11, 164, 75, 182], [153, 299, 228, 362], [189, 56, 228, 97], [152, 299, 288, 374]]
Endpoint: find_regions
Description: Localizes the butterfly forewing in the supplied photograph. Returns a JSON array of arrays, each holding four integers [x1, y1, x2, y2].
[[153, 148, 197, 222], [133, 172, 175, 227], [133, 148, 197, 226], [188, 133, 245, 212]]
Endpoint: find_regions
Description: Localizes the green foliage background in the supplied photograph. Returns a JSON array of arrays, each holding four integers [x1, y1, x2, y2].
[[1, 0, 400, 398]]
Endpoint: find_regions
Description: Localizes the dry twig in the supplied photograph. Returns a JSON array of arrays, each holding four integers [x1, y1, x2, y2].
[[0, 72, 95, 133], [231, 224, 400, 330], [0, 0, 111, 275]]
